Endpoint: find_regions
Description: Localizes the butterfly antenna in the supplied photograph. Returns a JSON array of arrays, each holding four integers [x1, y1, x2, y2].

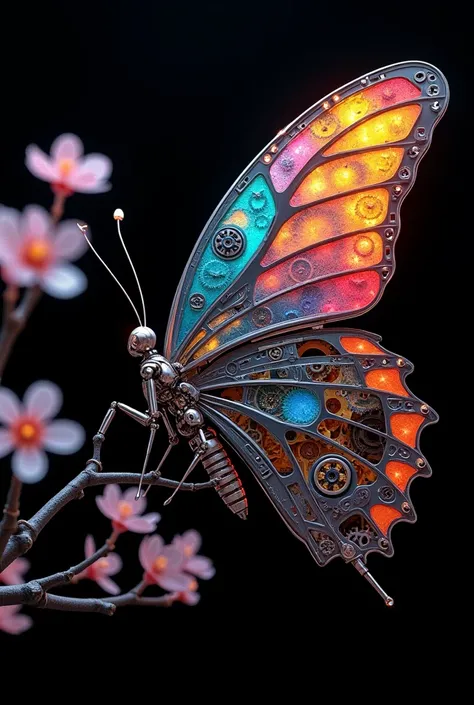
[[76, 222, 143, 326], [114, 209, 147, 327]]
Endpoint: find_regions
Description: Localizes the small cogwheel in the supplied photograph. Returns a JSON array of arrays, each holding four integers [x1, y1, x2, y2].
[[212, 228, 246, 260], [310, 113, 339, 139], [198, 259, 231, 290], [255, 385, 284, 414], [355, 195, 384, 221], [319, 538, 336, 556], [345, 391, 381, 413], [280, 156, 295, 172], [249, 191, 267, 211]]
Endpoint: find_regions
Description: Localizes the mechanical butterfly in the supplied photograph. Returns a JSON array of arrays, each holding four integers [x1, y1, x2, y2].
[[94, 61, 449, 606]]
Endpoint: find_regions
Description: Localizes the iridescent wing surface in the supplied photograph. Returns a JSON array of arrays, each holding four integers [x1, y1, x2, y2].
[[164, 61, 448, 371], [191, 329, 437, 566]]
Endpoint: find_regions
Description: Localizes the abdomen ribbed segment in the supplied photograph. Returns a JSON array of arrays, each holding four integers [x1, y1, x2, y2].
[[201, 433, 248, 519]]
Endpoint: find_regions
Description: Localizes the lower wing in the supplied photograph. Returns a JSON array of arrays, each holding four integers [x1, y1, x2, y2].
[[192, 328, 437, 583]]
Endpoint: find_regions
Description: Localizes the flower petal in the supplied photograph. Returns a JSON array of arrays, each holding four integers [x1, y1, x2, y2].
[[54, 220, 89, 261], [84, 534, 96, 558], [0, 387, 21, 424], [21, 205, 51, 239], [51, 133, 84, 162], [0, 207, 21, 259], [12, 448, 48, 483], [158, 572, 191, 592], [185, 556, 215, 580], [71, 155, 113, 193], [24, 380, 63, 421], [96, 576, 121, 595], [125, 514, 161, 534], [0, 607, 33, 634], [181, 529, 202, 554], [123, 486, 146, 515], [180, 590, 200, 606], [25, 145, 57, 182], [43, 420, 85, 455], [103, 552, 122, 575], [95, 484, 121, 520], [0, 429, 14, 459], [139, 535, 164, 572], [0, 557, 30, 585], [41, 263, 87, 299]]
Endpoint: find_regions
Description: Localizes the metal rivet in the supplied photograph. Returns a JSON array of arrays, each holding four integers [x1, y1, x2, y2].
[[401, 502, 411, 513], [420, 404, 429, 414], [414, 71, 426, 83], [416, 458, 426, 468], [397, 358, 405, 367], [263, 153, 272, 163]]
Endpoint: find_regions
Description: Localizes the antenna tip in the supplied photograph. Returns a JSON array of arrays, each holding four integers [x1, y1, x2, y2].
[[114, 208, 124, 221], [77, 222, 88, 233]]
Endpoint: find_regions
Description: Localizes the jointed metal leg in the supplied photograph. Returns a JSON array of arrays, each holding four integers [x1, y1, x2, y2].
[[163, 450, 204, 507], [136, 423, 158, 499]]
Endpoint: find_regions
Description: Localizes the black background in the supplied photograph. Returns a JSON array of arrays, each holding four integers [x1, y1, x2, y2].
[[0, 0, 464, 673]]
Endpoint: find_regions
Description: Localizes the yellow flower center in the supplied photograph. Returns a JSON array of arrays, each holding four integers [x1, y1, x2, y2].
[[184, 546, 193, 558], [97, 559, 109, 570], [58, 158, 74, 177], [153, 556, 168, 572], [19, 423, 37, 441], [118, 501, 133, 518], [22, 239, 52, 267]]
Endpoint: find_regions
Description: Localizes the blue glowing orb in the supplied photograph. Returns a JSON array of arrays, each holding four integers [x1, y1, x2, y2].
[[282, 389, 321, 425]]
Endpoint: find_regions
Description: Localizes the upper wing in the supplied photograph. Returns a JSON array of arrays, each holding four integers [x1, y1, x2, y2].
[[192, 328, 437, 567], [164, 60, 448, 370]]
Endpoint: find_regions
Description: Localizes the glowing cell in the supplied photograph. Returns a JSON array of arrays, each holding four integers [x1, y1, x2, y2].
[[262, 189, 389, 266], [386, 460, 417, 492], [282, 389, 321, 425], [365, 368, 408, 397], [390, 413, 424, 447], [340, 336, 384, 354], [209, 310, 234, 329], [324, 105, 422, 156], [177, 175, 275, 347], [270, 78, 420, 192], [291, 148, 403, 206], [254, 232, 382, 302], [182, 329, 206, 357], [370, 504, 402, 536]]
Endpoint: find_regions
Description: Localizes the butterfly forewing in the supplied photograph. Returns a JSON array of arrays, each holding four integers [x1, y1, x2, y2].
[[164, 61, 448, 370], [192, 329, 437, 565]]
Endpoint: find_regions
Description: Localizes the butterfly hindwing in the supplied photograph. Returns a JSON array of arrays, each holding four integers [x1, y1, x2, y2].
[[192, 329, 437, 565], [164, 61, 448, 370]]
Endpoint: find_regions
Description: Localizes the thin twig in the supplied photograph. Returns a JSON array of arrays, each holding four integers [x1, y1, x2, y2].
[[0, 434, 217, 572], [0, 285, 42, 382], [0, 475, 22, 559]]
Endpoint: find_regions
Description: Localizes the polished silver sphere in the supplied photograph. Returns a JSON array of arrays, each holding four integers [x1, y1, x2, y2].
[[127, 326, 157, 357], [184, 408, 203, 426]]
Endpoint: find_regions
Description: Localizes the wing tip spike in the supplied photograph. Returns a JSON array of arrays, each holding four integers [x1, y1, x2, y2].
[[352, 557, 394, 607]]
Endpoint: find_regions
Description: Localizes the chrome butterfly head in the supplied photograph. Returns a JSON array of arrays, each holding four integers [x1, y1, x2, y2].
[[127, 326, 156, 357]]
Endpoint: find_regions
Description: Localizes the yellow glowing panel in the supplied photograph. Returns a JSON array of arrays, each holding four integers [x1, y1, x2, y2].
[[182, 329, 206, 357], [291, 148, 404, 206], [386, 460, 417, 492], [340, 337, 384, 354], [224, 209, 249, 228], [365, 368, 408, 397], [193, 336, 220, 359], [370, 504, 402, 536], [262, 188, 389, 266], [390, 413, 424, 448], [325, 105, 421, 156], [209, 311, 233, 329]]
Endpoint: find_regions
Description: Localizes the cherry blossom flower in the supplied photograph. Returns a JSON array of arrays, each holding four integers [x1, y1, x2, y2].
[[25, 133, 112, 196], [0, 605, 33, 635], [0, 557, 30, 585], [74, 535, 122, 595], [0, 381, 85, 483], [96, 485, 160, 534], [173, 530, 215, 579], [174, 580, 201, 606], [139, 535, 191, 592], [0, 205, 88, 298]]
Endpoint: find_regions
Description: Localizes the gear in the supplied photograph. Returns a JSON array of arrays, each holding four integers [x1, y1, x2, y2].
[[198, 259, 231, 290], [212, 227, 246, 259], [351, 413, 385, 462], [312, 456, 352, 495], [306, 363, 339, 383], [345, 391, 381, 413], [255, 385, 284, 414], [346, 527, 373, 548]]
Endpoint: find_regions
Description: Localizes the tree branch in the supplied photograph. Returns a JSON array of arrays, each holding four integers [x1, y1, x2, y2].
[[0, 433, 217, 571], [0, 285, 42, 383], [0, 475, 22, 559]]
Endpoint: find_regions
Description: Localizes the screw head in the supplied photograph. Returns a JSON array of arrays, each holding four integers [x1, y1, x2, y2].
[[401, 501, 411, 513]]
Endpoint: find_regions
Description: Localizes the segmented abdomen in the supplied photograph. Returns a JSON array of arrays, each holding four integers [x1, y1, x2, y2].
[[201, 431, 248, 519]]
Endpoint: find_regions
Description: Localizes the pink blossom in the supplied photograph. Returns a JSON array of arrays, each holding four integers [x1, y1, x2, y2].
[[0, 558, 30, 585], [0, 381, 85, 483], [173, 530, 215, 579], [25, 133, 112, 196], [0, 205, 88, 298], [0, 605, 33, 635], [74, 535, 122, 595], [174, 582, 201, 606], [96, 485, 160, 534], [139, 535, 191, 592]]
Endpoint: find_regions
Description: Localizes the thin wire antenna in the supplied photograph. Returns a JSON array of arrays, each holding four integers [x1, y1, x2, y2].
[[114, 209, 147, 327], [76, 222, 143, 326]]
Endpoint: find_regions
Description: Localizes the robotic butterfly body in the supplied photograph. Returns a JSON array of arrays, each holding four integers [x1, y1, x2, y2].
[[94, 61, 448, 605]]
